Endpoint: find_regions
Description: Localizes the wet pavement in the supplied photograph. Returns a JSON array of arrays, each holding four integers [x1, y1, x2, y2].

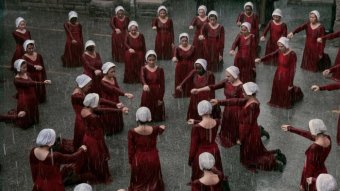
[[0, 0, 339, 190]]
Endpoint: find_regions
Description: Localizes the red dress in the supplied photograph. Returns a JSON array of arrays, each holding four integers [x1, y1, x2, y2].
[[321, 31, 340, 81], [62, 22, 84, 67], [110, 16, 130, 62], [191, 169, 224, 191], [173, 46, 196, 98], [201, 23, 225, 72], [128, 126, 165, 191], [190, 16, 209, 56], [23, 53, 47, 103], [231, 34, 257, 83], [209, 80, 243, 148], [189, 120, 223, 181], [140, 67, 165, 122], [236, 12, 260, 46], [11, 30, 31, 70], [287, 126, 331, 191], [292, 22, 325, 72], [29, 148, 84, 191], [81, 52, 103, 94], [152, 17, 174, 60], [261, 20, 288, 65], [124, 33, 146, 83]]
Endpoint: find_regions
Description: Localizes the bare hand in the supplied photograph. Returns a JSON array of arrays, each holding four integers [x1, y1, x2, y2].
[[288, 86, 293, 91], [311, 85, 320, 92], [71, 40, 77, 44], [219, 55, 223, 62], [34, 65, 43, 70], [187, 119, 194, 125], [322, 69, 330, 76], [152, 26, 157, 30], [94, 70, 102, 76], [306, 177, 313, 185], [229, 50, 236, 56], [115, 28, 121, 34], [281, 125, 289, 132], [287, 32, 294, 39], [159, 125, 166, 130], [255, 58, 261, 64], [116, 103, 124, 108], [143, 85, 150, 91], [210, 99, 218, 106], [44, 80, 51, 84], [129, 48, 135, 53], [157, 100, 163, 106], [172, 57, 178, 63], [80, 145, 87, 151], [122, 107, 129, 114], [236, 140, 241, 145], [260, 36, 266, 42], [17, 111, 26, 118], [189, 25, 194, 30], [176, 85, 182, 91], [191, 89, 199, 94], [236, 21, 242, 26], [125, 93, 134, 99], [198, 35, 205, 40], [317, 37, 323, 43], [332, 109, 340, 114]]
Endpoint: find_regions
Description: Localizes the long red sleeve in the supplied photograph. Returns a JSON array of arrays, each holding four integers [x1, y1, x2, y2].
[[260, 49, 279, 63], [319, 83, 340, 91], [209, 79, 227, 91], [292, 22, 308, 35], [288, 126, 315, 141], [231, 34, 241, 51], [261, 21, 271, 37], [321, 30, 340, 41], [218, 98, 247, 107]]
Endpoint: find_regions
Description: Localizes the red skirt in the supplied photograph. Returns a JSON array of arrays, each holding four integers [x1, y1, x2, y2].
[[124, 50, 144, 83]]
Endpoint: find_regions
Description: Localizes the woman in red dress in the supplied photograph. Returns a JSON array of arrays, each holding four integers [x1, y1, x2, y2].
[[281, 119, 331, 191], [128, 107, 165, 191], [81, 40, 103, 94], [101, 62, 134, 135], [11, 17, 31, 70], [192, 66, 243, 148], [189, 5, 208, 57], [260, 9, 288, 65], [152, 5, 174, 60], [124, 21, 146, 83], [140, 50, 165, 122], [30, 129, 87, 191], [172, 33, 196, 98], [256, 37, 302, 109], [62, 11, 84, 67], [111, 6, 129, 63], [288, 10, 325, 72], [188, 100, 223, 181], [230, 22, 257, 83], [200, 11, 224, 72], [211, 82, 286, 172], [23, 40, 47, 103]]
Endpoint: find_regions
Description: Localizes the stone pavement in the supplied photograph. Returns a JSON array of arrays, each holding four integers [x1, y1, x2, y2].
[[0, 0, 339, 190]]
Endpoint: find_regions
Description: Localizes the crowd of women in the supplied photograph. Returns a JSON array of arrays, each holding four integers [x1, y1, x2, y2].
[[0, 1, 339, 191]]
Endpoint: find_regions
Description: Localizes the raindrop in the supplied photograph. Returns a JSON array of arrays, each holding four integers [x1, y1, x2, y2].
[[3, 143, 6, 156]]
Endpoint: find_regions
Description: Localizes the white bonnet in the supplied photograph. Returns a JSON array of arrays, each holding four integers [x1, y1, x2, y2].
[[198, 5, 207, 14], [243, 82, 258, 95], [179, 33, 189, 43], [145, 50, 157, 61], [68, 11, 78, 21], [14, 59, 26, 72], [241, 22, 251, 32], [85, 40, 96, 50], [15, 17, 25, 28], [197, 100, 212, 116], [316, 174, 337, 191], [244, 2, 254, 10], [128, 20, 138, 30], [102, 62, 116, 74], [226, 66, 240, 79], [277, 37, 289, 48], [310, 10, 320, 21], [36, 128, 56, 147], [83, 93, 99, 108], [208, 10, 218, 19], [23, 39, 35, 52], [199, 152, 215, 170], [157, 5, 167, 14], [309, 119, 327, 135], [76, 74, 92, 88], [136, 107, 152, 122], [115, 6, 125, 14], [74, 183, 93, 191], [194, 58, 207, 71], [272, 9, 282, 17]]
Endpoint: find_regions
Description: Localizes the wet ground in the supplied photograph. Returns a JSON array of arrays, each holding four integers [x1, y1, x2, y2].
[[0, 0, 339, 190]]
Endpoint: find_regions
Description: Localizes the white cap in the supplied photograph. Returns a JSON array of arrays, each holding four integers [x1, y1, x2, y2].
[[277, 37, 289, 48], [76, 74, 92, 88], [226, 66, 240, 79], [83, 93, 99, 108], [309, 119, 327, 135], [115, 6, 125, 14], [197, 100, 212, 116], [272, 9, 282, 17], [244, 2, 254, 10], [241, 22, 251, 32], [194, 59, 207, 71], [197, 5, 207, 14], [145, 50, 157, 61], [15, 17, 25, 28], [179, 33, 189, 43], [36, 129, 56, 147], [157, 5, 167, 14], [23, 39, 35, 52], [243, 82, 258, 95], [74, 183, 93, 191], [102, 62, 116, 74], [128, 20, 138, 30], [136, 107, 152, 122], [208, 10, 218, 19], [68, 11, 78, 21], [85, 40, 96, 50], [199, 152, 215, 170], [316, 174, 337, 191], [14, 59, 26, 72], [310, 10, 320, 21]]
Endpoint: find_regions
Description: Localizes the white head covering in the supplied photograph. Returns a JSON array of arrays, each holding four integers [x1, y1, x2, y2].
[[74, 183, 93, 191], [179, 33, 189, 43], [194, 59, 207, 71], [241, 22, 251, 32], [83, 93, 99, 108], [272, 9, 282, 17], [157, 5, 167, 14], [115, 6, 125, 14], [15, 17, 25, 28], [145, 50, 157, 61], [68, 11, 78, 21], [243, 82, 258, 95], [197, 100, 212, 116], [128, 20, 138, 30], [309, 119, 327, 135], [199, 152, 215, 170], [136, 107, 152, 122], [197, 5, 207, 14], [226, 66, 240, 79], [76, 74, 92, 88], [36, 129, 56, 146], [102, 62, 116, 74], [85, 40, 96, 50], [310, 10, 320, 21], [23, 39, 35, 51], [316, 174, 337, 191], [277, 37, 289, 48], [244, 2, 254, 10], [208, 10, 218, 19], [14, 59, 26, 72]]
